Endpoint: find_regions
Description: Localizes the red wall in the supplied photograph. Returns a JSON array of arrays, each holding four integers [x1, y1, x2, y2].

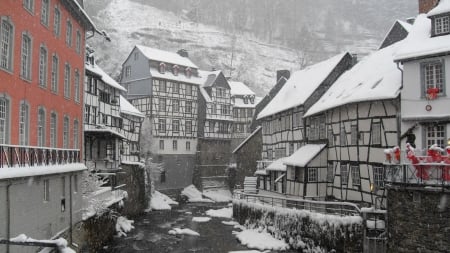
[[0, 0, 86, 149]]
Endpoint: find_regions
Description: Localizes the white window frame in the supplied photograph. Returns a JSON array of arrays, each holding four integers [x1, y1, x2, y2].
[[371, 122, 381, 145], [351, 165, 361, 186], [172, 99, 179, 113], [54, 7, 61, 36], [341, 164, 348, 185], [37, 107, 46, 147], [75, 30, 81, 54], [307, 167, 318, 182], [172, 119, 180, 133], [66, 20, 72, 47], [425, 124, 446, 148], [173, 140, 178, 151], [43, 179, 50, 202], [19, 102, 29, 146], [351, 124, 358, 145], [51, 54, 58, 93], [50, 112, 57, 148], [186, 141, 191, 151], [63, 116, 69, 148], [74, 69, 80, 102], [23, 0, 34, 12], [422, 60, 445, 96], [73, 119, 79, 149], [340, 124, 347, 146], [186, 120, 192, 135], [64, 63, 71, 98], [373, 166, 385, 188], [158, 119, 166, 132], [39, 45, 48, 87], [40, 0, 50, 26], [1, 18, 14, 71], [435, 16, 450, 35], [20, 33, 32, 80], [327, 163, 334, 183], [0, 97, 10, 144]]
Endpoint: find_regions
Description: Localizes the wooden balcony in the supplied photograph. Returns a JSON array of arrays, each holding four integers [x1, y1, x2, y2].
[[0, 144, 80, 168]]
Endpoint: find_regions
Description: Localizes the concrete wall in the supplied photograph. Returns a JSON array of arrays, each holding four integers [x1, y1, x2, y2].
[[0, 171, 83, 253], [152, 154, 196, 191], [387, 187, 450, 252]]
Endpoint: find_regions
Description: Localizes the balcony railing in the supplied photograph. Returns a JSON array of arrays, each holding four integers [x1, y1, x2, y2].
[[385, 163, 450, 187], [0, 144, 80, 168]]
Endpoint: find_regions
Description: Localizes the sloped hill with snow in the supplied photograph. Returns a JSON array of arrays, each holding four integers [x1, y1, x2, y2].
[[85, 0, 391, 95]]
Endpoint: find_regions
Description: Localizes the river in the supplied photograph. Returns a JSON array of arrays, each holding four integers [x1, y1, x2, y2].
[[103, 202, 297, 253]]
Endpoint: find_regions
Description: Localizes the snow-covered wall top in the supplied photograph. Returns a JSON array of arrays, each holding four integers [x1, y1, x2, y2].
[[305, 43, 402, 117], [257, 53, 348, 120], [136, 45, 198, 69], [394, 14, 450, 61], [229, 81, 255, 96], [119, 95, 144, 118], [427, 0, 450, 16]]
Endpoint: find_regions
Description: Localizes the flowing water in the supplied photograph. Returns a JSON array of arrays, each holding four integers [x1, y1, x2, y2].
[[103, 202, 297, 253]]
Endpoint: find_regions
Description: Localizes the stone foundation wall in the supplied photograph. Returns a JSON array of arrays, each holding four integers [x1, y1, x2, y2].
[[233, 200, 363, 252], [387, 187, 450, 253], [117, 164, 148, 216]]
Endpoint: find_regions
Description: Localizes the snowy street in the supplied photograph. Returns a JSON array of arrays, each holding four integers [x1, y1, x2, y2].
[[103, 201, 296, 253]]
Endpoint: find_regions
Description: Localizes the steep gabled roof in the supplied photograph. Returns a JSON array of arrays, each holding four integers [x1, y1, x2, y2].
[[120, 96, 145, 118], [136, 45, 198, 69], [305, 42, 402, 117], [86, 63, 127, 92], [232, 126, 262, 154], [197, 70, 230, 102], [394, 14, 450, 62], [378, 20, 412, 49], [229, 81, 255, 96], [283, 144, 327, 167], [257, 53, 349, 120]]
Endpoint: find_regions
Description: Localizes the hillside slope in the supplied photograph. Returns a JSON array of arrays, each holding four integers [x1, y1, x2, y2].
[[85, 0, 408, 95]]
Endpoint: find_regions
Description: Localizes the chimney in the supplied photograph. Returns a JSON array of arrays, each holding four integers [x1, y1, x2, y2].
[[276, 70, 290, 82], [418, 0, 440, 14], [177, 49, 189, 58]]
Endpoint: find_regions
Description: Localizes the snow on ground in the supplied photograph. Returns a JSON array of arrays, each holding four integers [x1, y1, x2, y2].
[[206, 207, 233, 219], [222, 221, 240, 226], [192, 217, 212, 223], [229, 251, 269, 253], [203, 188, 232, 202], [233, 229, 290, 251], [149, 191, 179, 210], [181, 185, 214, 203], [11, 235, 75, 253], [168, 228, 200, 236], [116, 216, 135, 237]]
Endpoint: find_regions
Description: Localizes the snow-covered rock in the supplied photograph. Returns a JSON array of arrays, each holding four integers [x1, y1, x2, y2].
[[192, 217, 211, 223], [233, 229, 290, 251], [168, 228, 200, 236], [116, 216, 135, 237], [181, 185, 214, 203], [149, 191, 179, 210], [206, 207, 233, 219]]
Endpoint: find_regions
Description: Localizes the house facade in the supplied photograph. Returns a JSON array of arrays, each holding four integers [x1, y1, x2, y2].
[[305, 42, 403, 205], [0, 0, 95, 251], [229, 81, 259, 149], [255, 53, 353, 196], [119, 95, 145, 163], [84, 49, 127, 173], [120, 46, 202, 190], [196, 70, 234, 190]]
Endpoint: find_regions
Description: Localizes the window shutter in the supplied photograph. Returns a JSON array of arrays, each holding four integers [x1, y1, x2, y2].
[[420, 62, 426, 98]]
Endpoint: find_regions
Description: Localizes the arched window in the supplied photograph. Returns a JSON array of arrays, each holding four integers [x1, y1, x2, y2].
[[37, 107, 46, 147], [173, 65, 179, 76], [185, 67, 192, 78], [1, 18, 14, 71], [0, 96, 10, 144], [159, 62, 166, 74], [19, 101, 30, 146]]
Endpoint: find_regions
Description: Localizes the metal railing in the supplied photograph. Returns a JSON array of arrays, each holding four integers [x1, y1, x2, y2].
[[233, 191, 361, 216], [0, 144, 80, 168], [385, 163, 450, 187]]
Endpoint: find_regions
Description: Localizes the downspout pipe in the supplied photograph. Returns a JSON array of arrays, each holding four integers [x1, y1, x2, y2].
[[396, 62, 404, 147], [6, 181, 11, 253]]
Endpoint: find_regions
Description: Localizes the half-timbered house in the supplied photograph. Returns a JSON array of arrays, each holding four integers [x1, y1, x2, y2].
[[196, 70, 234, 190], [255, 53, 354, 196], [84, 49, 127, 173], [304, 42, 403, 205], [120, 46, 202, 190], [119, 95, 145, 163]]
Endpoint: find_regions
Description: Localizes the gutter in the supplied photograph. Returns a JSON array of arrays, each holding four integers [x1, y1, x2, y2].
[[396, 62, 404, 147], [6, 181, 11, 253]]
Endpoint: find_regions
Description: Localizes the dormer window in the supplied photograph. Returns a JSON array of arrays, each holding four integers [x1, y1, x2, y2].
[[243, 97, 248, 104], [185, 67, 192, 78], [159, 62, 166, 74], [434, 15, 450, 36], [173, 65, 179, 76], [250, 96, 255, 104]]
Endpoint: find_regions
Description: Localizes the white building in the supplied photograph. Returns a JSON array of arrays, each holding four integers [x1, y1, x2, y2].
[[229, 81, 259, 140]]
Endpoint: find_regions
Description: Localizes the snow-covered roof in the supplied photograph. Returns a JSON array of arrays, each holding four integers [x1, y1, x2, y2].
[[257, 53, 348, 119], [71, 0, 97, 32], [232, 126, 262, 154], [397, 20, 413, 32], [283, 144, 326, 167], [427, 0, 450, 16], [305, 43, 402, 117], [86, 64, 127, 92], [197, 70, 224, 102], [233, 99, 258, 108], [150, 68, 205, 85], [120, 95, 144, 118], [229, 81, 255, 96], [136, 45, 198, 69], [394, 14, 450, 62], [0, 163, 86, 180], [266, 158, 287, 172]]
